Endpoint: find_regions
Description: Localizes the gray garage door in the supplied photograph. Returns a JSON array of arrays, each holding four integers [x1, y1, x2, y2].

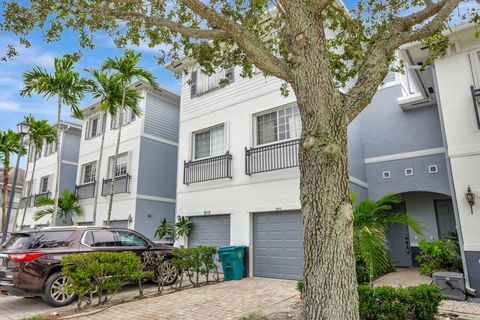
[[104, 220, 129, 228], [253, 211, 303, 280], [188, 215, 231, 247]]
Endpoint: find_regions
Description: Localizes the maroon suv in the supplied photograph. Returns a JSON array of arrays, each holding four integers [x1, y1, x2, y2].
[[0, 227, 177, 307]]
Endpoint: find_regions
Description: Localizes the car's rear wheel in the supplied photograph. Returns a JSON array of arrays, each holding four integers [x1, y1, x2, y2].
[[42, 271, 75, 307], [154, 260, 178, 286]]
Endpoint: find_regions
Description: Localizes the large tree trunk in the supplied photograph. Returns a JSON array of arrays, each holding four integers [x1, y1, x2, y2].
[[21, 148, 37, 229], [92, 112, 107, 226], [293, 68, 358, 318], [51, 94, 62, 226], [12, 142, 32, 231], [1, 158, 10, 230]]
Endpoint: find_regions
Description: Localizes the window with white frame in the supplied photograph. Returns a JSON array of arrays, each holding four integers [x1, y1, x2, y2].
[[29, 145, 41, 162], [256, 105, 301, 145], [193, 125, 225, 159], [39, 176, 49, 193], [44, 141, 56, 156], [190, 67, 235, 97], [382, 171, 391, 179], [111, 109, 136, 129], [405, 168, 414, 176], [109, 153, 128, 178], [82, 162, 97, 184], [86, 115, 102, 139]]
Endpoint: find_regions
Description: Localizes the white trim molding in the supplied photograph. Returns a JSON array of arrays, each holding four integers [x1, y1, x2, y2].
[[61, 160, 78, 166], [137, 194, 176, 203], [348, 176, 369, 189], [141, 133, 179, 147], [365, 147, 445, 164]]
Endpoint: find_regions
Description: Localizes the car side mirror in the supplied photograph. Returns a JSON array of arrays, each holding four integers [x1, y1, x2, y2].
[[147, 243, 153, 249]]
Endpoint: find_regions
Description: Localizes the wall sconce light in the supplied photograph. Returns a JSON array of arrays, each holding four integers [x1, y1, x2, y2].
[[466, 185, 475, 214], [127, 214, 133, 225]]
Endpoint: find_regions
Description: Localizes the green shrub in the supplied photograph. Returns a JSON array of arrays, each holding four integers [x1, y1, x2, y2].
[[358, 284, 442, 320], [416, 239, 463, 277], [296, 279, 304, 296], [171, 246, 218, 287], [62, 251, 149, 308]]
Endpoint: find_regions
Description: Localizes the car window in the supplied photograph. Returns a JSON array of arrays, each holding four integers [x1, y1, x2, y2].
[[1, 233, 32, 250], [30, 232, 75, 249], [83, 231, 94, 246], [91, 231, 118, 247], [117, 231, 148, 247]]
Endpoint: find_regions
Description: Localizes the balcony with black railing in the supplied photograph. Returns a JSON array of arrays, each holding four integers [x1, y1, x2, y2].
[[75, 182, 96, 199], [470, 86, 480, 129], [34, 192, 51, 206], [102, 175, 131, 196], [184, 152, 232, 184], [245, 139, 300, 175]]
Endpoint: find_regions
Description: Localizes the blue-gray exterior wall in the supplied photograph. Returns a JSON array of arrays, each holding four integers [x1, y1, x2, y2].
[[360, 86, 444, 158], [59, 163, 77, 193], [347, 114, 367, 182], [134, 199, 176, 240], [366, 153, 450, 200], [137, 137, 178, 199], [144, 92, 180, 142], [61, 131, 81, 162], [349, 183, 368, 202]]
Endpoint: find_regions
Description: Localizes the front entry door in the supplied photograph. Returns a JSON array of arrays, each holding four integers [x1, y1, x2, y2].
[[435, 200, 456, 240], [385, 202, 412, 267]]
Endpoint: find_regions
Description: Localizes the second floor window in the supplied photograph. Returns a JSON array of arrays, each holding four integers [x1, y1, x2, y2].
[[44, 142, 56, 156], [29, 145, 42, 162], [85, 114, 104, 139], [190, 67, 235, 97], [109, 153, 128, 178], [39, 176, 49, 193], [82, 162, 96, 184], [194, 125, 225, 159], [111, 110, 136, 129], [256, 105, 301, 145]]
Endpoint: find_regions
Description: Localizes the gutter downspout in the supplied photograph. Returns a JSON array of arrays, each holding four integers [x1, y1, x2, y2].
[[431, 64, 472, 291]]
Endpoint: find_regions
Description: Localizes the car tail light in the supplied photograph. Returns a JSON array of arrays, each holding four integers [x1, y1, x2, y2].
[[8, 253, 44, 262]]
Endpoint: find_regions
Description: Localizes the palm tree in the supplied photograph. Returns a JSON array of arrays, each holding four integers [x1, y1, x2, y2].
[[352, 192, 425, 285], [15, 116, 56, 230], [84, 68, 141, 226], [21, 56, 88, 226], [101, 50, 158, 225], [0, 130, 25, 230], [155, 218, 175, 242], [34, 189, 83, 224]]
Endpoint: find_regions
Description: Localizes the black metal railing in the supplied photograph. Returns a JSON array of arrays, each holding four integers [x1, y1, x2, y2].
[[75, 182, 96, 199], [34, 192, 51, 206], [245, 139, 300, 175], [102, 175, 131, 196], [470, 86, 480, 129], [19, 196, 32, 209], [183, 152, 232, 184]]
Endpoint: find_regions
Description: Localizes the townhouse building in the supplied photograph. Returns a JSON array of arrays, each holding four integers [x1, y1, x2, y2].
[[400, 22, 480, 295], [16, 121, 82, 229], [73, 80, 180, 239], [167, 47, 457, 281], [0, 168, 25, 230]]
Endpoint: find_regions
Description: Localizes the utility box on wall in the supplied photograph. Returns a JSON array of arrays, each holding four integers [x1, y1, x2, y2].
[[433, 271, 467, 301]]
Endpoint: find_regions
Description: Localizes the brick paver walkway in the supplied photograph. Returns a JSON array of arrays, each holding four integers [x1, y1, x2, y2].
[[75, 278, 298, 320]]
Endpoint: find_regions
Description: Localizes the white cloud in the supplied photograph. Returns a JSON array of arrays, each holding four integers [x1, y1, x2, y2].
[[0, 100, 21, 111]]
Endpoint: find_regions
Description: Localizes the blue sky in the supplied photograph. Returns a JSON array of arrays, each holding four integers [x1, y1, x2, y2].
[[0, 0, 476, 169]]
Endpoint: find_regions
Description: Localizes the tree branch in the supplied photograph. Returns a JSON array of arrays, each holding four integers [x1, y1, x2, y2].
[[178, 0, 293, 81], [345, 0, 461, 122], [395, 0, 449, 28]]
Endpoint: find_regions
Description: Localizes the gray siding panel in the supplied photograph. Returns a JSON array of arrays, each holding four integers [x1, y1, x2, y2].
[[253, 211, 303, 280], [348, 114, 367, 182], [465, 251, 480, 297], [360, 86, 444, 158], [134, 199, 176, 240], [366, 153, 450, 200], [61, 131, 81, 162], [144, 93, 180, 142], [137, 137, 178, 199], [59, 163, 77, 193]]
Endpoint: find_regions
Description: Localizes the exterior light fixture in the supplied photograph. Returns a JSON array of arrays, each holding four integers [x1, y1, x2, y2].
[[16, 120, 31, 136], [127, 214, 133, 225], [470, 86, 480, 129], [466, 185, 476, 214]]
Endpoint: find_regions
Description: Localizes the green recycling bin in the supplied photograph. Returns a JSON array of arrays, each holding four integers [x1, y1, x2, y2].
[[218, 245, 246, 281]]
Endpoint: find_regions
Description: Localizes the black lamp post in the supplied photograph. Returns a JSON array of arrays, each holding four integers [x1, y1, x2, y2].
[[1, 121, 30, 245]]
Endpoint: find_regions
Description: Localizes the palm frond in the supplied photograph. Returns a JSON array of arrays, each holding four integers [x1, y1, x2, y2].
[[34, 196, 54, 207], [34, 208, 54, 221]]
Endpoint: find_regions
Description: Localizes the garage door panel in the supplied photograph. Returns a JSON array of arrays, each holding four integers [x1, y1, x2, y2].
[[253, 211, 303, 280], [188, 215, 231, 248]]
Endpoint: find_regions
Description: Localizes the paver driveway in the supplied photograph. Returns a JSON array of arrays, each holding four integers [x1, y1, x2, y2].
[[77, 278, 298, 320]]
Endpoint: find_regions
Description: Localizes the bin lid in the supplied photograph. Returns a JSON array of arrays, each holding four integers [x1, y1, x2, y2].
[[218, 245, 246, 252], [433, 271, 464, 279]]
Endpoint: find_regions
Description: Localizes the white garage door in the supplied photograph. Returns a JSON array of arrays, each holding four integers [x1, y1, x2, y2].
[[253, 211, 303, 280]]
